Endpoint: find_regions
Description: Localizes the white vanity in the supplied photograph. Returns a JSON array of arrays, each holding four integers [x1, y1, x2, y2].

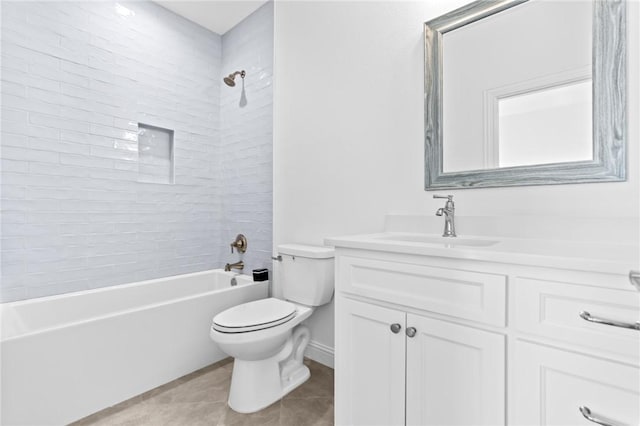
[[327, 217, 639, 426]]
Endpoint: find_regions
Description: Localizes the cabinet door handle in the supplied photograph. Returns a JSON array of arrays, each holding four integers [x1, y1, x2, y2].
[[406, 327, 417, 338], [390, 323, 402, 334], [630, 270, 640, 292], [579, 311, 640, 331], [579, 406, 617, 426]]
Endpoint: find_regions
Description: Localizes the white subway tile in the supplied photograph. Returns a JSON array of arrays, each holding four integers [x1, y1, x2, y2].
[[29, 137, 90, 155], [26, 211, 88, 224], [26, 258, 83, 274], [59, 129, 91, 144], [25, 186, 88, 200], [1, 80, 27, 97], [28, 86, 63, 104], [89, 145, 138, 161], [2, 146, 60, 163], [59, 153, 114, 169], [28, 162, 88, 178], [59, 223, 115, 235], [87, 167, 138, 181], [1, 238, 26, 250], [1, 0, 272, 302], [2, 211, 26, 224], [0, 286, 27, 303], [2, 224, 54, 237], [26, 280, 89, 299], [30, 112, 90, 133], [86, 253, 135, 267], [1, 159, 29, 173], [87, 190, 136, 201], [24, 235, 88, 249]]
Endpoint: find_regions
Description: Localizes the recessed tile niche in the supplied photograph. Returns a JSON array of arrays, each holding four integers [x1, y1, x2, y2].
[[137, 123, 174, 184]]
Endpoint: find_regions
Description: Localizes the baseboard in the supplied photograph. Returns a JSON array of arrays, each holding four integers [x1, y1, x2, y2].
[[304, 340, 334, 368]]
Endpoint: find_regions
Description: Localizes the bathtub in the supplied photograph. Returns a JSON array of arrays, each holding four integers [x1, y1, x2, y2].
[[0, 269, 268, 425]]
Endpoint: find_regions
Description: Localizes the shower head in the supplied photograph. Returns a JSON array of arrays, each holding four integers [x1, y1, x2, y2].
[[224, 70, 245, 87]]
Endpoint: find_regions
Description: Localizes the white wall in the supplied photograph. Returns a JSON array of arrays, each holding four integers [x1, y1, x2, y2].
[[273, 1, 640, 361]]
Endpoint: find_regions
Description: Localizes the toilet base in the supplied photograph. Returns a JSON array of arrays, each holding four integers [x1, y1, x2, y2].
[[227, 325, 311, 413]]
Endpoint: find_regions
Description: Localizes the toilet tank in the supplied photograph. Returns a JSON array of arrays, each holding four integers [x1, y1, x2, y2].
[[278, 244, 335, 306]]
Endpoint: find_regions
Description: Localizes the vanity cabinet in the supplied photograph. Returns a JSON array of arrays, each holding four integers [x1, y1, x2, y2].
[[335, 253, 507, 426], [331, 246, 640, 426], [337, 297, 505, 426]]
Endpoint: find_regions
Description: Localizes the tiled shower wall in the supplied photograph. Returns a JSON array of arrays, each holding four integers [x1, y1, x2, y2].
[[0, 2, 273, 302], [220, 2, 273, 273]]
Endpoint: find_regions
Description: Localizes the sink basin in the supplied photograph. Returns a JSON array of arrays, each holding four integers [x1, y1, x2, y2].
[[376, 234, 499, 247]]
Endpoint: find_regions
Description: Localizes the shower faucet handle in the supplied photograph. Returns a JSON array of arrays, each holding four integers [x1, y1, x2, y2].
[[230, 234, 248, 254]]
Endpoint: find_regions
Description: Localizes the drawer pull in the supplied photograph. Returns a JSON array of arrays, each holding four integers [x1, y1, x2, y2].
[[579, 406, 618, 426], [579, 311, 640, 331], [390, 323, 402, 334]]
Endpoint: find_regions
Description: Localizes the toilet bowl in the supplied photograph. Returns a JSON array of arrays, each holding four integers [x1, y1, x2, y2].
[[210, 298, 314, 412], [210, 244, 334, 413]]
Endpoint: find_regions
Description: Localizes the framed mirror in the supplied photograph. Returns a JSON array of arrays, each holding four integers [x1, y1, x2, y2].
[[424, 0, 626, 190]]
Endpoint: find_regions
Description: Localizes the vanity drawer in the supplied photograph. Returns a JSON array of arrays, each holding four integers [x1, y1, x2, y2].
[[514, 277, 640, 361], [337, 255, 506, 326], [512, 339, 639, 426]]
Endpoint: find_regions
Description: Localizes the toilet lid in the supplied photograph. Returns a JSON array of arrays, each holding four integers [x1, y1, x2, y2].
[[212, 298, 297, 333]]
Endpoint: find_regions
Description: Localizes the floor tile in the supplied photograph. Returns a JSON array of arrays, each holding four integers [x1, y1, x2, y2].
[[285, 359, 334, 399], [217, 400, 281, 426], [280, 397, 334, 426], [72, 357, 334, 426]]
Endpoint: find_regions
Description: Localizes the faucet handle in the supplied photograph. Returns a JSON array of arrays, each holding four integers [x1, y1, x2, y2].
[[230, 234, 248, 254], [433, 194, 454, 201]]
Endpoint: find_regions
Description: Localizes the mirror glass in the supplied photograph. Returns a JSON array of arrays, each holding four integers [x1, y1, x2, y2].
[[424, 0, 626, 190], [442, 0, 592, 172]]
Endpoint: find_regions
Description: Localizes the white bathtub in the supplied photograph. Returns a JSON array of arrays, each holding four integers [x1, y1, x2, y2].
[[0, 269, 268, 425]]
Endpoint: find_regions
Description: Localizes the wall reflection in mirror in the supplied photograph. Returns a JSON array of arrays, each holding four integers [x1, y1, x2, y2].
[[424, 0, 626, 189], [496, 79, 592, 169], [442, 0, 592, 173]]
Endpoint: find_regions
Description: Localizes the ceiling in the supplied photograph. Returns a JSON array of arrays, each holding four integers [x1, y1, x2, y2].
[[155, 1, 269, 35]]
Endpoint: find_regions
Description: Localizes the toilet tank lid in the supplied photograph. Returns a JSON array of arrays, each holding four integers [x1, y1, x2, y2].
[[277, 244, 334, 259]]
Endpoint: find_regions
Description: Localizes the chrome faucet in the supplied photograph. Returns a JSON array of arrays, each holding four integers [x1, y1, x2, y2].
[[224, 260, 244, 272], [434, 194, 456, 237]]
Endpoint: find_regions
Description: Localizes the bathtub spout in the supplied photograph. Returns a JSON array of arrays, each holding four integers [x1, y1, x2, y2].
[[225, 261, 244, 272]]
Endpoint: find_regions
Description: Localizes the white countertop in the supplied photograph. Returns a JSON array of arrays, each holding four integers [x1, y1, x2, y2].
[[325, 232, 640, 275]]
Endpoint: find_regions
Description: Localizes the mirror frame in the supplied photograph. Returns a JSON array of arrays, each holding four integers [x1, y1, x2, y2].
[[424, 0, 627, 190]]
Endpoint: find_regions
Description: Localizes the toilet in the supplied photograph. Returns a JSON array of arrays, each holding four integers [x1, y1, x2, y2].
[[210, 244, 334, 413]]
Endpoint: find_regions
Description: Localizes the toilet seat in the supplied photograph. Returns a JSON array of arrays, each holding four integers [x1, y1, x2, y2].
[[213, 298, 297, 333]]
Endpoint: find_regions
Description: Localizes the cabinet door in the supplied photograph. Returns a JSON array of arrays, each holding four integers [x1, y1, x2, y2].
[[405, 314, 505, 426], [513, 339, 640, 425], [335, 298, 406, 426]]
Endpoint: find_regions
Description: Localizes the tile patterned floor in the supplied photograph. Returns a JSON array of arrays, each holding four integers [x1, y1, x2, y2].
[[71, 358, 334, 426]]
